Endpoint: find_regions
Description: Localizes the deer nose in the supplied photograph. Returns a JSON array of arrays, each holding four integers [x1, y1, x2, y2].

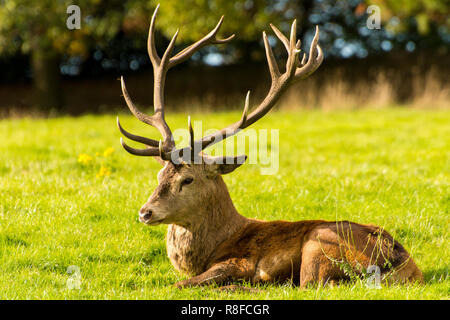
[[139, 208, 153, 222]]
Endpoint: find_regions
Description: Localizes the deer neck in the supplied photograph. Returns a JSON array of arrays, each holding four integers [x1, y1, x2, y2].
[[166, 176, 248, 275]]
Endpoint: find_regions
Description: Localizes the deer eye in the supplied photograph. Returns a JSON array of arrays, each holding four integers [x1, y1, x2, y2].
[[182, 177, 193, 186], [179, 177, 194, 191]]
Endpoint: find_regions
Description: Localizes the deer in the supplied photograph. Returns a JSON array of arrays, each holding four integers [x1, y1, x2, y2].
[[116, 5, 424, 289]]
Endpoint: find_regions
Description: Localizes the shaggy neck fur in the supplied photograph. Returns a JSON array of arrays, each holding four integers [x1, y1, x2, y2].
[[166, 176, 248, 275]]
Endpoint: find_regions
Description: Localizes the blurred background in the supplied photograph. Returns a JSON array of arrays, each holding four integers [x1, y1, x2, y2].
[[0, 0, 448, 117]]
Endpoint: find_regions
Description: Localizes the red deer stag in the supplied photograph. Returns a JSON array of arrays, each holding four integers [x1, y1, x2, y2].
[[117, 5, 423, 288]]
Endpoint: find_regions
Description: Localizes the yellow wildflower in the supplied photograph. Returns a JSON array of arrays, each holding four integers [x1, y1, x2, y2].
[[96, 166, 111, 178], [103, 147, 114, 157], [77, 153, 93, 165]]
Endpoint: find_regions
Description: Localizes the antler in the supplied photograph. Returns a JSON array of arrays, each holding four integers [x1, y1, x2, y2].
[[118, 5, 323, 164], [194, 20, 323, 152], [118, 4, 234, 162]]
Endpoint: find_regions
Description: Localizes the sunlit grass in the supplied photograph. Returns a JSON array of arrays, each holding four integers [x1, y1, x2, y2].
[[0, 108, 448, 299]]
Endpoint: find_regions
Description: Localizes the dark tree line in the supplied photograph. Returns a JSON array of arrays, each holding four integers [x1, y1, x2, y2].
[[0, 0, 448, 110]]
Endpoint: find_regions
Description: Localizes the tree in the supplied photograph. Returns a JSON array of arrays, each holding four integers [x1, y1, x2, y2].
[[1, 0, 447, 110], [0, 0, 308, 109], [0, 0, 129, 109], [0, 0, 303, 108]]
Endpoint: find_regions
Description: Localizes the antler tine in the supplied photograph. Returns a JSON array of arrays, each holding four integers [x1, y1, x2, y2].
[[295, 25, 324, 80], [188, 115, 195, 155], [270, 23, 290, 52], [240, 90, 250, 126], [120, 137, 160, 157], [120, 76, 154, 126], [290, 20, 297, 49], [120, 74, 174, 148], [117, 117, 159, 147], [161, 29, 179, 69], [300, 53, 307, 66], [285, 19, 299, 77], [169, 15, 235, 68], [262, 31, 281, 80], [148, 3, 161, 67]]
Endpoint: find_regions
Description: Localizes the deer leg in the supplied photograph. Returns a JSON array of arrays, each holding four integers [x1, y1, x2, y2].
[[300, 241, 347, 288], [300, 259, 347, 288], [174, 260, 252, 288]]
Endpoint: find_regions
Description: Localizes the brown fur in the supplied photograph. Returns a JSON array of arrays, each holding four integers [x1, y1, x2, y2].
[[118, 8, 423, 289], [137, 162, 423, 288]]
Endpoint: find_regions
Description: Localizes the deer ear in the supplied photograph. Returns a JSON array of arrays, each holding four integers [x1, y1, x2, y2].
[[205, 155, 247, 176]]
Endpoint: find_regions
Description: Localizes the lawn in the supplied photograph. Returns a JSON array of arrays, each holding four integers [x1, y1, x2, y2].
[[0, 108, 448, 299]]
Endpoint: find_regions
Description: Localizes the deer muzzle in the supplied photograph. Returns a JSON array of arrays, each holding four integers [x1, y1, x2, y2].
[[139, 207, 153, 223], [139, 204, 165, 225]]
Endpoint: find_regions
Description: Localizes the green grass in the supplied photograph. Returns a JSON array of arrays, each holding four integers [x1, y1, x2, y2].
[[0, 108, 449, 299]]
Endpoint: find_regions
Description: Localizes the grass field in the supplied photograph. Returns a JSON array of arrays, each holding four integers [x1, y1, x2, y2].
[[0, 108, 449, 299]]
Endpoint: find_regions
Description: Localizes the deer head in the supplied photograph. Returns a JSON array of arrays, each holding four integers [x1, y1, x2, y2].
[[117, 4, 323, 227]]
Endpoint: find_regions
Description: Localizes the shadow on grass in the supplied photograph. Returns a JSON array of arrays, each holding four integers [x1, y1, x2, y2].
[[423, 267, 449, 283]]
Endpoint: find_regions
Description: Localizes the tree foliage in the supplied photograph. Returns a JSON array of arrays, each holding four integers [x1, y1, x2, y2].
[[367, 0, 449, 34], [136, 0, 302, 42], [0, 0, 447, 59], [0, 0, 127, 57], [0, 0, 448, 109]]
